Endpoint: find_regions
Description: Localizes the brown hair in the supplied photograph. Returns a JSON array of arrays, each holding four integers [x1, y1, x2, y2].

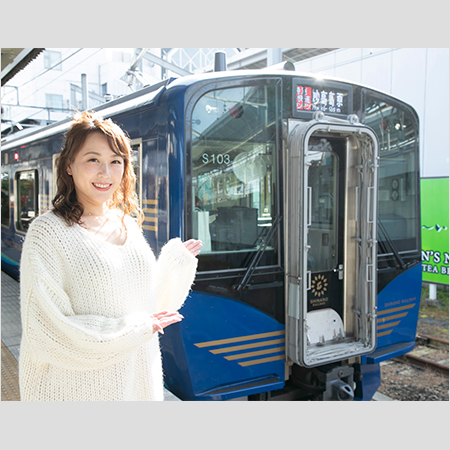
[[52, 110, 143, 226]]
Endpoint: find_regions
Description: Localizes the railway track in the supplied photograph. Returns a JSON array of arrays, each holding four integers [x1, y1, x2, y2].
[[378, 332, 449, 401], [399, 334, 449, 376]]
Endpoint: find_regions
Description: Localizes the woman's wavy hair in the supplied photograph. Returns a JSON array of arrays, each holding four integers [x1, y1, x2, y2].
[[52, 111, 143, 227]]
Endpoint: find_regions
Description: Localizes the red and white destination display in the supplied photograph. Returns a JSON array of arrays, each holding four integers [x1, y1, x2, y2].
[[295, 83, 349, 116]]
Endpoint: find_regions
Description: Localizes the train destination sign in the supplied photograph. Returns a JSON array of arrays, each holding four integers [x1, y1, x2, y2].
[[292, 78, 351, 119]]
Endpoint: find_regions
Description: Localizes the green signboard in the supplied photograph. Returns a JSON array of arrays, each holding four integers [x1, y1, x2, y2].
[[421, 177, 449, 285]]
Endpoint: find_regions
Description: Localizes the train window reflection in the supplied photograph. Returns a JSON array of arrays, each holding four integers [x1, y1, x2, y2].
[[16, 170, 38, 232], [191, 84, 278, 270]]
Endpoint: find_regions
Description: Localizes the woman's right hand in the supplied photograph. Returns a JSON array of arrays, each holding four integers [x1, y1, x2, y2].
[[150, 310, 184, 334], [183, 239, 202, 257]]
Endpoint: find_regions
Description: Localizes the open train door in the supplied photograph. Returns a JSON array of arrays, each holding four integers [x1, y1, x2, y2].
[[286, 113, 379, 368]]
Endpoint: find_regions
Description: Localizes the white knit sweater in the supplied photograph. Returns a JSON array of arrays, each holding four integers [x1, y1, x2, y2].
[[18, 211, 198, 401]]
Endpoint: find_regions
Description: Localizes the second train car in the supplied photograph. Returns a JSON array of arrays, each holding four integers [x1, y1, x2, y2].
[[1, 66, 422, 400]]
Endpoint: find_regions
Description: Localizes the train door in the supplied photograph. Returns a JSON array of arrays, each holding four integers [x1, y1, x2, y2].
[[286, 114, 379, 367], [306, 136, 345, 328]]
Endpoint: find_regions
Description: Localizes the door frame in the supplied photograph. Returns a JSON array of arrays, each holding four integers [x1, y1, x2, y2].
[[286, 115, 379, 367]]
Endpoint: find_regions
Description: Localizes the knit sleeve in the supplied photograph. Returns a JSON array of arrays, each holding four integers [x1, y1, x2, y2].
[[155, 238, 198, 312], [20, 215, 157, 370]]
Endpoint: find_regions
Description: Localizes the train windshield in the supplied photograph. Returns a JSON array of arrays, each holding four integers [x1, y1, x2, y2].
[[364, 94, 420, 258], [189, 82, 279, 271]]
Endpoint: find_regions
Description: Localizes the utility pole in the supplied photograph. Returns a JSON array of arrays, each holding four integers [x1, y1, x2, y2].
[[267, 48, 282, 67], [81, 74, 88, 111]]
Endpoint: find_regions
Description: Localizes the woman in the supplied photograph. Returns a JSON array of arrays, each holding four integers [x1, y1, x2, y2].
[[18, 111, 202, 401]]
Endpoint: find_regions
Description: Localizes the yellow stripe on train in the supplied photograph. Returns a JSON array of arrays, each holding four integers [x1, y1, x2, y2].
[[376, 303, 416, 337], [141, 199, 158, 232], [194, 330, 286, 367]]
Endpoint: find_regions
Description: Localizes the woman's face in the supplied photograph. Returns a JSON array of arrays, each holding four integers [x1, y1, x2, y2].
[[67, 132, 124, 211]]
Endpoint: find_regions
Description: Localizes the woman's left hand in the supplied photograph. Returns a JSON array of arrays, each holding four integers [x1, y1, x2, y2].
[[183, 239, 202, 257], [150, 310, 184, 334]]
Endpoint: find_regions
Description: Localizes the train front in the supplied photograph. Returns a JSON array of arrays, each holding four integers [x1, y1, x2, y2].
[[157, 72, 422, 401]]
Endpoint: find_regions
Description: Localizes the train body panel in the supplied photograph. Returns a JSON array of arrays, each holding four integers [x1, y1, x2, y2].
[[1, 69, 422, 400], [161, 291, 285, 400], [365, 262, 422, 363]]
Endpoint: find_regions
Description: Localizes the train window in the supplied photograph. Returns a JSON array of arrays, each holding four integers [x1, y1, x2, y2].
[[364, 95, 419, 255], [1, 172, 10, 227], [190, 83, 279, 271], [15, 170, 38, 232]]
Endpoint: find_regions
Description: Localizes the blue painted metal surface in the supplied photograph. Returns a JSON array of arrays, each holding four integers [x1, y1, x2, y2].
[[1, 227, 22, 279], [160, 291, 286, 400], [367, 263, 422, 363], [354, 362, 381, 401]]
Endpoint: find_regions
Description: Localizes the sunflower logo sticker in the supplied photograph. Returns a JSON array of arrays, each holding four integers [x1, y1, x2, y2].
[[311, 274, 328, 297]]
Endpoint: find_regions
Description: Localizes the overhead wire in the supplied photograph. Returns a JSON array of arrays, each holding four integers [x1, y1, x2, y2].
[[18, 48, 104, 103], [4, 48, 104, 120], [17, 48, 84, 88]]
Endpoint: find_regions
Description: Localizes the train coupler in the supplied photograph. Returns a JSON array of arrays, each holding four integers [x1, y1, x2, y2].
[[319, 365, 355, 401]]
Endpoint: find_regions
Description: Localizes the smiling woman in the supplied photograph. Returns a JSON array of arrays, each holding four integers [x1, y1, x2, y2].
[[18, 111, 202, 401]]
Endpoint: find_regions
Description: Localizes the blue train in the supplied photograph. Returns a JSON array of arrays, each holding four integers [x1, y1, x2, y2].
[[1, 63, 422, 400]]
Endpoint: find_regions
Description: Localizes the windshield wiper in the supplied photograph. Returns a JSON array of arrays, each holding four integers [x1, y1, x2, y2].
[[377, 219, 406, 270], [234, 215, 282, 291]]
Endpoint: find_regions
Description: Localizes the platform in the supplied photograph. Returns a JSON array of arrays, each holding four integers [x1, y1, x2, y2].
[[1, 270, 180, 401]]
